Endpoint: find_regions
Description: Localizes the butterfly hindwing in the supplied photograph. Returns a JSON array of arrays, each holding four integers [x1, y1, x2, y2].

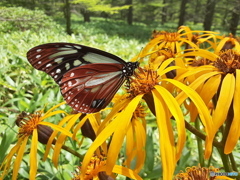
[[60, 63, 125, 113]]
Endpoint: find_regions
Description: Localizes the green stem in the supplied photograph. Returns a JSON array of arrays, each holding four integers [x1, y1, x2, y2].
[[52, 140, 83, 160], [217, 147, 232, 172], [229, 153, 238, 172], [194, 118, 204, 167], [61, 144, 84, 160], [184, 121, 223, 148]]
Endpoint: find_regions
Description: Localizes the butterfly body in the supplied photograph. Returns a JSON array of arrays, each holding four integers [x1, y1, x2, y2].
[[27, 43, 138, 113]]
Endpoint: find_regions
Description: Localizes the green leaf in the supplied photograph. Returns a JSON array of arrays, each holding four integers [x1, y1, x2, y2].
[[0, 129, 16, 163]]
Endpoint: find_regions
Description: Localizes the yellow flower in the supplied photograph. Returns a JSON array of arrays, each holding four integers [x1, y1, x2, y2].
[[79, 56, 212, 179], [175, 165, 235, 180], [73, 154, 142, 180], [179, 37, 240, 154], [141, 26, 218, 59], [0, 102, 72, 180]]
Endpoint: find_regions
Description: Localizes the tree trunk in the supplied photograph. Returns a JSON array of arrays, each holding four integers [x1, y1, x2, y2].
[[63, 0, 72, 35], [203, 0, 217, 31], [125, 0, 133, 25], [193, 0, 200, 24], [229, 0, 240, 35], [178, 0, 188, 27], [161, 0, 167, 25], [81, 9, 91, 22]]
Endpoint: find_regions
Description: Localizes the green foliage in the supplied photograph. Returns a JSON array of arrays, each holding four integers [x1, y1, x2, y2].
[[0, 6, 61, 33], [72, 0, 130, 14]]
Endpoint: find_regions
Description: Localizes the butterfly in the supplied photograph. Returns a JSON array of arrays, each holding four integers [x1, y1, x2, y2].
[[27, 43, 139, 113]]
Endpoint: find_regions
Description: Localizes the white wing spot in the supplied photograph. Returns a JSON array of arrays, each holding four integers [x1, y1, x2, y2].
[[51, 72, 55, 76], [38, 61, 42, 64], [65, 63, 70, 70], [46, 63, 52, 68], [70, 72, 75, 77], [67, 96, 71, 100], [54, 75, 58, 79], [64, 45, 72, 48], [49, 50, 77, 59], [83, 52, 121, 64], [36, 55, 41, 58], [68, 81, 72, 87], [73, 60, 82, 66], [56, 69, 61, 74], [74, 45, 82, 49], [75, 99, 77, 101], [75, 104, 79, 108], [54, 57, 64, 64], [36, 49, 42, 52], [92, 100, 96, 107]]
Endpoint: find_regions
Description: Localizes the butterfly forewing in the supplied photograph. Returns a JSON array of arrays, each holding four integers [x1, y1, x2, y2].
[[27, 43, 125, 84], [26, 42, 139, 113]]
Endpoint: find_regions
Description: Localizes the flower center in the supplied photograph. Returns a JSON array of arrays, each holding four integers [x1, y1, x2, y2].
[[214, 49, 240, 74], [17, 111, 42, 137], [127, 67, 160, 98]]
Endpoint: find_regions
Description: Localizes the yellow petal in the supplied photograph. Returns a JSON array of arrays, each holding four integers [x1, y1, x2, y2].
[[215, 37, 231, 54], [189, 74, 221, 122], [112, 165, 142, 180], [80, 95, 143, 178], [225, 70, 240, 154], [152, 89, 175, 179], [40, 121, 73, 138], [98, 98, 131, 133], [12, 136, 28, 180], [155, 85, 185, 161], [52, 114, 79, 167], [179, 49, 218, 61], [157, 58, 175, 75], [125, 123, 134, 167], [72, 114, 88, 139], [30, 129, 38, 180], [176, 67, 219, 82], [163, 78, 214, 159], [133, 119, 146, 172], [44, 101, 66, 116], [212, 74, 235, 131], [42, 110, 68, 120], [106, 95, 143, 174], [0, 137, 24, 179]]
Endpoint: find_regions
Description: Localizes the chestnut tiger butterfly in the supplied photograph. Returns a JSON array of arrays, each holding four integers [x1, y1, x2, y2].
[[27, 43, 139, 114]]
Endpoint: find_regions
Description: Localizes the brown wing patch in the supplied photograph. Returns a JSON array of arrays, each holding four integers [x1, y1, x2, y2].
[[60, 63, 125, 113]]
